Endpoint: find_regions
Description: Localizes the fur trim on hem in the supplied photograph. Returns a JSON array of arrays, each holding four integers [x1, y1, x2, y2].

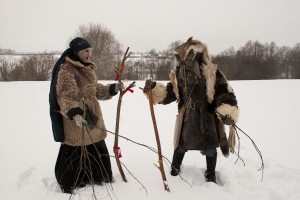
[[216, 104, 239, 123], [144, 82, 167, 104]]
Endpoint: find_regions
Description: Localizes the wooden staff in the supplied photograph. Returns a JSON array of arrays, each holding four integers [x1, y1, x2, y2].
[[147, 83, 170, 192], [113, 47, 133, 182]]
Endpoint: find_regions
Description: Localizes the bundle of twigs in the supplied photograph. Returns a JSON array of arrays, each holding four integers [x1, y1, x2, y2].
[[216, 111, 264, 181]]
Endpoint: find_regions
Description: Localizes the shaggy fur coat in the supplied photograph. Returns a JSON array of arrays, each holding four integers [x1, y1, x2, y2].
[[56, 56, 116, 146], [147, 38, 239, 155]]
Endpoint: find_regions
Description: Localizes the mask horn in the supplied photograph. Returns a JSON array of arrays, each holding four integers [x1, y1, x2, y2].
[[187, 37, 193, 42]]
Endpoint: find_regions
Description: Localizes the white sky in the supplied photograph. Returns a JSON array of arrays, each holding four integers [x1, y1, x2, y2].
[[0, 0, 299, 54]]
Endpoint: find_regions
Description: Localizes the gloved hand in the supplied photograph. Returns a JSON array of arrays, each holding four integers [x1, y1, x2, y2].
[[114, 81, 125, 93], [143, 79, 156, 93], [221, 115, 235, 125], [73, 114, 87, 128]]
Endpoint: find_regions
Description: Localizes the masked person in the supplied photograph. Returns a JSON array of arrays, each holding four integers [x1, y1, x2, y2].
[[143, 37, 239, 183], [49, 37, 124, 193]]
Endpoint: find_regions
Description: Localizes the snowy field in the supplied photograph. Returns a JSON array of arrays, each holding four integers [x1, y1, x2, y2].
[[0, 80, 300, 200]]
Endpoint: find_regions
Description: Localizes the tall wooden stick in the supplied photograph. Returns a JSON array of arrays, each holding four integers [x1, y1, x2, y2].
[[114, 47, 132, 182], [147, 86, 170, 192]]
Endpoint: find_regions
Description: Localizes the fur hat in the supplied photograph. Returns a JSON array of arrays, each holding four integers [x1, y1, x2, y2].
[[174, 37, 211, 65], [69, 37, 91, 52]]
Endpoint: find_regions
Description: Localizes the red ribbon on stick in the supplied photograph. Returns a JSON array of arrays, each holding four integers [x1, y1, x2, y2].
[[122, 87, 134, 96], [113, 146, 122, 158], [115, 74, 121, 81]]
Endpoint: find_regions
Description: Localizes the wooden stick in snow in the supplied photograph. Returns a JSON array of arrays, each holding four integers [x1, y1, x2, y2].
[[147, 83, 170, 192], [113, 47, 132, 182]]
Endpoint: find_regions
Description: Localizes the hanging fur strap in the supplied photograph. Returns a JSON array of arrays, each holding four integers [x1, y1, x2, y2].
[[228, 125, 236, 154], [217, 118, 229, 157]]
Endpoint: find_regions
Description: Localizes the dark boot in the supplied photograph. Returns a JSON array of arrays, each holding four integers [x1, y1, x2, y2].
[[60, 185, 73, 194], [171, 166, 181, 176], [171, 149, 185, 176], [205, 155, 217, 183]]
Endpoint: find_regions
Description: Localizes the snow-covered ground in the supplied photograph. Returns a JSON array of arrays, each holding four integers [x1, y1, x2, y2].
[[0, 80, 299, 200]]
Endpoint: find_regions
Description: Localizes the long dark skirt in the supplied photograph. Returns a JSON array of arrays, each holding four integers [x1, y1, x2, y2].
[[55, 140, 112, 190]]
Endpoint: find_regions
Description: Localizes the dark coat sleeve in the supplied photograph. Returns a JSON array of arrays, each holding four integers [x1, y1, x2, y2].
[[160, 82, 177, 105], [214, 70, 239, 123], [214, 70, 238, 107]]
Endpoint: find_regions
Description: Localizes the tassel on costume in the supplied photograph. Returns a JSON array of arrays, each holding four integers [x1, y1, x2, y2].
[[228, 125, 236, 154]]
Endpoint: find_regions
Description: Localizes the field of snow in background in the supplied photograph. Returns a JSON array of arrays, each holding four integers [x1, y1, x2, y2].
[[0, 80, 300, 200]]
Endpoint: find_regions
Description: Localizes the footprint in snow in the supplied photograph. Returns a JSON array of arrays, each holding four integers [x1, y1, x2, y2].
[[17, 167, 36, 188]]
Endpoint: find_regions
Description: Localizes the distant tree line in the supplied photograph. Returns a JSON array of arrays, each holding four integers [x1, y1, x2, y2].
[[213, 40, 300, 80], [0, 54, 56, 81], [0, 24, 299, 81]]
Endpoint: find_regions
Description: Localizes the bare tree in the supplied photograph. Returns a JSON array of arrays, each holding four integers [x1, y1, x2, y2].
[[75, 23, 122, 80], [156, 58, 172, 80], [0, 56, 18, 81], [0, 56, 9, 81], [167, 40, 183, 55], [289, 43, 300, 79]]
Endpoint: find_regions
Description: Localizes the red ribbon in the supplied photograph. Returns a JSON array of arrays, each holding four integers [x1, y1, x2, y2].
[[122, 88, 134, 96], [115, 74, 121, 81], [113, 146, 122, 158]]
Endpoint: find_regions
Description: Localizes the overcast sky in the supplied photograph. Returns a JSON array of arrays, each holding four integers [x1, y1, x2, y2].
[[1, 0, 299, 55]]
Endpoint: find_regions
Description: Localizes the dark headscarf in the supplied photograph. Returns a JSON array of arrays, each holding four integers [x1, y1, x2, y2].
[[49, 48, 70, 142]]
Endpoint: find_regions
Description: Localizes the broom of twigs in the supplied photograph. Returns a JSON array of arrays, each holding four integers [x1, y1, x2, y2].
[[216, 111, 264, 181], [146, 80, 170, 192], [113, 47, 135, 182], [65, 103, 116, 200]]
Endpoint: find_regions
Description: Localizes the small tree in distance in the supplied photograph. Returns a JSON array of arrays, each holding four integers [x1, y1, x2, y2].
[[75, 23, 122, 80]]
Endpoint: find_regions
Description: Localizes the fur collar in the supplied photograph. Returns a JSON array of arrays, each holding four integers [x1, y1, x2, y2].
[[65, 56, 96, 69]]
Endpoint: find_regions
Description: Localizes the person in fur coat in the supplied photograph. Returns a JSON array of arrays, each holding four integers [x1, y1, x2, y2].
[[51, 37, 124, 193], [143, 37, 239, 183]]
